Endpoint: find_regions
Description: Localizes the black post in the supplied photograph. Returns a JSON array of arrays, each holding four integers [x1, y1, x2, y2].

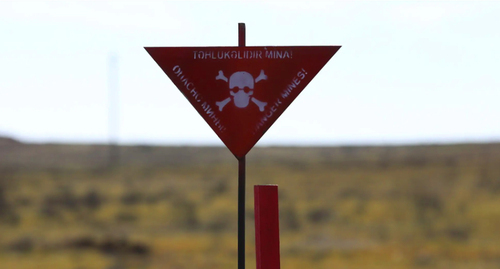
[[239, 22, 246, 47], [237, 22, 246, 269]]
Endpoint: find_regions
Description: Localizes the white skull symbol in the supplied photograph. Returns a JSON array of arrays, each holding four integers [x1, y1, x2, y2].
[[215, 70, 268, 111], [229, 71, 254, 108]]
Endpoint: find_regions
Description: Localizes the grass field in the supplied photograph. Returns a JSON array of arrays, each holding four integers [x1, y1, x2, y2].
[[1, 137, 500, 269]]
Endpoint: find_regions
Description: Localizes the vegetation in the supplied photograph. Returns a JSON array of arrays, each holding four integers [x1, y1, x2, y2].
[[1, 137, 500, 268]]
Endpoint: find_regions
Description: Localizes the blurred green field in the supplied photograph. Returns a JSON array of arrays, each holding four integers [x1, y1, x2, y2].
[[1, 137, 500, 269]]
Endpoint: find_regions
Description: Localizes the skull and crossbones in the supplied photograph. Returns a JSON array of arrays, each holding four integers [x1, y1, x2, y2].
[[215, 70, 268, 112]]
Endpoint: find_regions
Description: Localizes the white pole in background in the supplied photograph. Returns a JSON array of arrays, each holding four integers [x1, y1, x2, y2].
[[108, 53, 119, 167]]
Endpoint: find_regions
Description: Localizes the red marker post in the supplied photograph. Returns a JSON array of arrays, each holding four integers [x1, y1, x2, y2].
[[145, 23, 340, 269], [255, 185, 281, 269]]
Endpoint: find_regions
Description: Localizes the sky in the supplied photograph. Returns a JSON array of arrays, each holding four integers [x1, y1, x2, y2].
[[0, 1, 499, 146]]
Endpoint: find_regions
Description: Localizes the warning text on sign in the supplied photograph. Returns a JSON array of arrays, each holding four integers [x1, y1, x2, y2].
[[193, 49, 293, 60], [254, 68, 308, 133]]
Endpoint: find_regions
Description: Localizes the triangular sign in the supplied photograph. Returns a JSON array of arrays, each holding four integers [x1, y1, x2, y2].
[[146, 46, 340, 158]]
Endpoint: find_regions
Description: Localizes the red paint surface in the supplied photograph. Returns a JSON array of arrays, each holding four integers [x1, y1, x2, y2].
[[254, 185, 280, 269], [145, 46, 340, 158]]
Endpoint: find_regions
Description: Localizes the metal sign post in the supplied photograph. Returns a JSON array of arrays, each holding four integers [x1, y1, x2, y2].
[[237, 23, 246, 269]]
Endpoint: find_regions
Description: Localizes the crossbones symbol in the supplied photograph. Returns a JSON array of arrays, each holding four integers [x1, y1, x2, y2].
[[215, 70, 268, 112]]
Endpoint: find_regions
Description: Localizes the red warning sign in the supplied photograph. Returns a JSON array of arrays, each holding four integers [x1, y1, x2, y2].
[[146, 46, 340, 158]]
